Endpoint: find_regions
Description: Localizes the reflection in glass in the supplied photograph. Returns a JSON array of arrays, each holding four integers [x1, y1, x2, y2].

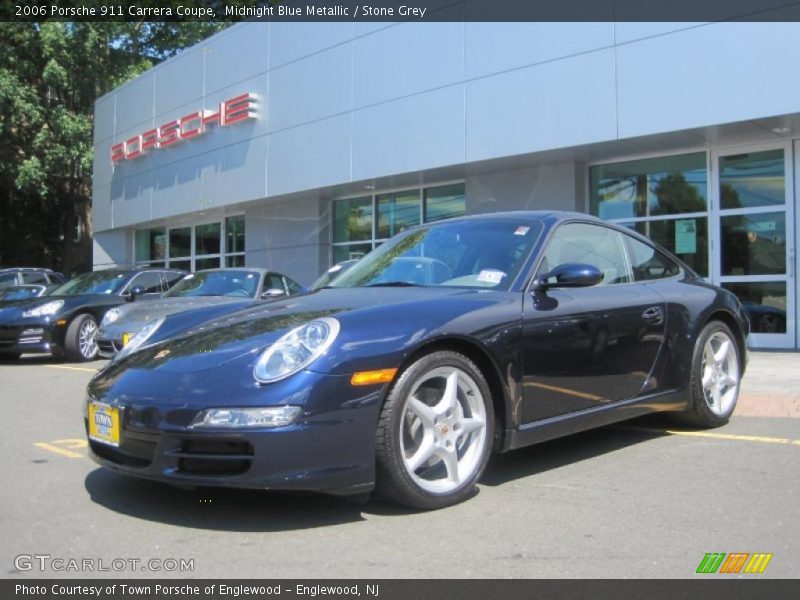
[[425, 184, 466, 222], [720, 150, 784, 209], [226, 216, 245, 254], [135, 228, 165, 263], [721, 212, 785, 276], [333, 197, 372, 243], [722, 281, 787, 334], [195, 223, 221, 256], [195, 256, 221, 271], [169, 259, 191, 272], [226, 254, 245, 267], [333, 243, 372, 263], [590, 153, 707, 220], [377, 191, 420, 239], [621, 218, 708, 277], [169, 227, 191, 258]]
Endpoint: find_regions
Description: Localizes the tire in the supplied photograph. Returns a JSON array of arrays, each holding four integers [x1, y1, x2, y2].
[[0, 352, 21, 361], [375, 350, 494, 510], [64, 314, 99, 362], [676, 321, 742, 428]]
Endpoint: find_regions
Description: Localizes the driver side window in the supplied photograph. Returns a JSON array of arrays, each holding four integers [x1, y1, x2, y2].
[[262, 274, 285, 294], [128, 271, 164, 294], [538, 223, 633, 286]]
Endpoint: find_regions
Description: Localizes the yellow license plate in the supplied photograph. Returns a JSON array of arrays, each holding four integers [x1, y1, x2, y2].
[[121, 333, 132, 346], [88, 402, 120, 447]]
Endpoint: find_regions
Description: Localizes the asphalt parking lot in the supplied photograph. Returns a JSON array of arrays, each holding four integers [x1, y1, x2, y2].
[[1, 353, 797, 579]]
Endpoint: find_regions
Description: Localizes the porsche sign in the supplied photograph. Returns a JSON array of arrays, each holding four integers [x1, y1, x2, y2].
[[110, 92, 257, 164]]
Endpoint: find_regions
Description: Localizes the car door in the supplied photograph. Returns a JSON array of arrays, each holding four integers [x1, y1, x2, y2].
[[520, 222, 666, 423]]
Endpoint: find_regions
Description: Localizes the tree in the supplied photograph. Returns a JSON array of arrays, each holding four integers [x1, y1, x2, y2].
[[0, 21, 231, 273]]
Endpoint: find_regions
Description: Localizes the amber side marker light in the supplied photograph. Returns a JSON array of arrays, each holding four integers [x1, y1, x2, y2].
[[56, 320, 67, 326], [350, 368, 398, 386]]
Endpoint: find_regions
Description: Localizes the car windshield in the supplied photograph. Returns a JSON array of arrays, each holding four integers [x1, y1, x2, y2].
[[165, 270, 260, 298], [0, 285, 45, 300], [310, 260, 357, 290], [50, 271, 128, 296], [330, 218, 543, 290]]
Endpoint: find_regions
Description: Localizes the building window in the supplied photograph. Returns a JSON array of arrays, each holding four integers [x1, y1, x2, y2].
[[194, 222, 221, 269], [331, 183, 465, 266], [225, 215, 246, 266], [135, 228, 166, 266], [377, 190, 421, 239], [590, 153, 709, 276], [425, 183, 467, 223], [137, 216, 245, 271]]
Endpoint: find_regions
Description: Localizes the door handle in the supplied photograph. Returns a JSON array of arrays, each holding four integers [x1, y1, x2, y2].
[[642, 306, 664, 324]]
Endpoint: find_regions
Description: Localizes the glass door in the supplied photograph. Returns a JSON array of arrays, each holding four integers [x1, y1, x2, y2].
[[710, 143, 795, 349]]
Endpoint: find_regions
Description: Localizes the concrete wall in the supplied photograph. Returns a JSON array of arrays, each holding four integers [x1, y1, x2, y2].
[[245, 193, 325, 287], [465, 163, 585, 215]]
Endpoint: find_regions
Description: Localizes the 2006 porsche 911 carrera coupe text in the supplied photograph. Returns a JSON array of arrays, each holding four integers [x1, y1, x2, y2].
[[84, 211, 748, 509]]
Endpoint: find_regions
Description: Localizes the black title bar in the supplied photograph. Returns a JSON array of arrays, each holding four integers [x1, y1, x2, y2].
[[3, 0, 800, 22]]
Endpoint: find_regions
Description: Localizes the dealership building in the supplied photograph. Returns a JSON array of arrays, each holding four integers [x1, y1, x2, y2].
[[92, 20, 799, 349]]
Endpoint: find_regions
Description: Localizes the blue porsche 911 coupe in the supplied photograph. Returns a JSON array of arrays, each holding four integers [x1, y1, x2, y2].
[[85, 211, 748, 509]]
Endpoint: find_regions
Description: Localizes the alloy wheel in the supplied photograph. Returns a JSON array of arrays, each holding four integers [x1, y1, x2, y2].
[[701, 331, 739, 416], [79, 318, 98, 359], [399, 366, 487, 494]]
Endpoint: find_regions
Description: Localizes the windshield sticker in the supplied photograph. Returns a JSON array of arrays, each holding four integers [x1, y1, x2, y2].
[[477, 269, 506, 284], [514, 226, 530, 236]]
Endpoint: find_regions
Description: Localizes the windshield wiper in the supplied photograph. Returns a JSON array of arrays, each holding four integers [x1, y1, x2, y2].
[[365, 281, 421, 287]]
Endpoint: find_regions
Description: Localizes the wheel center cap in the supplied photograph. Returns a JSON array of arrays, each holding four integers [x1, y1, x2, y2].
[[439, 423, 450, 436]]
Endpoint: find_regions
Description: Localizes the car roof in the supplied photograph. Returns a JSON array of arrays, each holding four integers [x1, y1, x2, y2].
[[0, 267, 55, 272], [195, 268, 270, 275], [446, 210, 603, 224]]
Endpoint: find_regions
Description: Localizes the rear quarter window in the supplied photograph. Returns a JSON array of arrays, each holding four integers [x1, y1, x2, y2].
[[625, 234, 680, 281]]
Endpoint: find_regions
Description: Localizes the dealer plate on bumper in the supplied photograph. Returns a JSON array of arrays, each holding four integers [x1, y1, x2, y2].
[[122, 333, 132, 346], [88, 402, 120, 447]]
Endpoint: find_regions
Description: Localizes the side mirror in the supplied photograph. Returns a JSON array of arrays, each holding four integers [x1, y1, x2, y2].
[[535, 263, 603, 291], [125, 285, 146, 301], [261, 288, 286, 299]]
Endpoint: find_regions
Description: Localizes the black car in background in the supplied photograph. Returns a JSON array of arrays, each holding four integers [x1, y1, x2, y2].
[[0, 267, 184, 362], [0, 268, 65, 289]]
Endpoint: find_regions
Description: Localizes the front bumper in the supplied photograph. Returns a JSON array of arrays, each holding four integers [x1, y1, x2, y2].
[[95, 335, 122, 358], [85, 370, 384, 495], [0, 321, 61, 355]]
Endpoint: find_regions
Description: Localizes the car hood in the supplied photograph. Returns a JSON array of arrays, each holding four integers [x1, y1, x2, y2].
[[102, 286, 513, 375], [105, 296, 249, 333]]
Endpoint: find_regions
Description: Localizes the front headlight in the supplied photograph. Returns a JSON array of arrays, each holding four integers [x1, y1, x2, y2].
[[112, 317, 164, 362], [101, 306, 124, 327], [22, 300, 64, 318], [190, 406, 302, 429], [253, 317, 340, 383]]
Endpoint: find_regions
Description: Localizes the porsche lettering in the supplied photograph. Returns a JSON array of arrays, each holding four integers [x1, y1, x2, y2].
[[110, 93, 256, 164]]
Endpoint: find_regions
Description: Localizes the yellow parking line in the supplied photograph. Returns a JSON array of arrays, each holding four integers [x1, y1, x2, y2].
[[45, 365, 98, 373], [34, 442, 84, 459], [621, 426, 800, 447], [51, 439, 88, 449]]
